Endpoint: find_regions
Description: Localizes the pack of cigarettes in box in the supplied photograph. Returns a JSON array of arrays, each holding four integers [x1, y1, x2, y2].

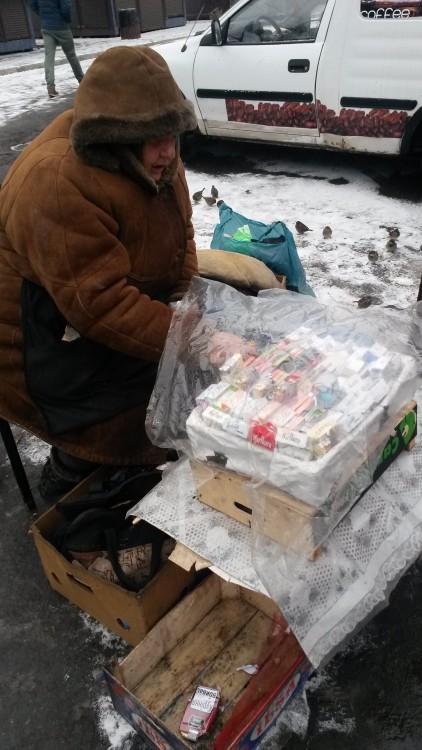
[[186, 321, 419, 506]]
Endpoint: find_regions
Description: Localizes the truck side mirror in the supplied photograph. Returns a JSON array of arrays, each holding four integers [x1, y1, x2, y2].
[[211, 19, 223, 46]]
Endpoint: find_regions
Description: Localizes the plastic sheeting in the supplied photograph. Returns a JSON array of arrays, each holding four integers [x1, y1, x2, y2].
[[146, 277, 421, 554], [140, 277, 422, 667]]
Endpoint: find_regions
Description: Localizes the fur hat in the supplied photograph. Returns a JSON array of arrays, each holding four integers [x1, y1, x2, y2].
[[70, 46, 197, 180]]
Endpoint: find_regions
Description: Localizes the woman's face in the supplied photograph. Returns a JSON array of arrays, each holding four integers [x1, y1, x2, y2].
[[142, 136, 176, 182]]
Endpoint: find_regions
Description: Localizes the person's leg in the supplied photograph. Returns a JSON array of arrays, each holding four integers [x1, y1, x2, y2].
[[41, 31, 58, 95], [38, 448, 99, 502], [59, 29, 84, 83]]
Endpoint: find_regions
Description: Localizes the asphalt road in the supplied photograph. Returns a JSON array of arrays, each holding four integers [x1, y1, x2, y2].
[[1, 104, 422, 750]]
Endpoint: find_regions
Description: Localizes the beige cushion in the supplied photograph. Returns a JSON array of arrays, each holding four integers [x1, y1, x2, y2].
[[197, 249, 286, 292]]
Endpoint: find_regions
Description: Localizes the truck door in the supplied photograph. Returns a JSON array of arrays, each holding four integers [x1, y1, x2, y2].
[[192, 0, 334, 144]]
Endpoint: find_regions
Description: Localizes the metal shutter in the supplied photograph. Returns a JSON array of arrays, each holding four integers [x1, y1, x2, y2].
[[139, 0, 164, 31], [0, 0, 31, 41], [165, 0, 185, 18], [72, 0, 118, 37]]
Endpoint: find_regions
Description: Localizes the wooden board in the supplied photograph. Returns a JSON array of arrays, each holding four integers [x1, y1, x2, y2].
[[162, 607, 276, 738], [133, 597, 257, 714]]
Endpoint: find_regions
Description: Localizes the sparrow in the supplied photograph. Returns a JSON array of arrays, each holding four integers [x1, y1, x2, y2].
[[356, 294, 381, 308], [192, 188, 205, 202], [368, 250, 379, 262], [387, 227, 400, 239], [322, 225, 332, 239], [386, 239, 397, 251], [211, 185, 219, 199], [295, 220, 312, 234], [203, 196, 216, 206]]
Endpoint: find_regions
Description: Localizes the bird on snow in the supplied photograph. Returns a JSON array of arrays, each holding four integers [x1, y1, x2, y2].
[[322, 226, 332, 239], [192, 188, 205, 202], [356, 294, 381, 308], [203, 196, 216, 206], [295, 220, 312, 235], [368, 250, 379, 262], [211, 185, 219, 199], [387, 227, 400, 239], [386, 239, 397, 252]]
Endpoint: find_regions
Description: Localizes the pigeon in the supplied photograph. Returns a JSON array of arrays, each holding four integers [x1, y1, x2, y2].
[[211, 185, 219, 199], [387, 227, 400, 239], [192, 188, 205, 202], [356, 294, 381, 308], [322, 226, 332, 239], [386, 239, 397, 251], [295, 220, 312, 234], [203, 196, 216, 206], [368, 250, 379, 262]]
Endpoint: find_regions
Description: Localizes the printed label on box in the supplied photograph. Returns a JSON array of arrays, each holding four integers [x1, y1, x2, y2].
[[277, 427, 308, 449], [248, 421, 277, 451]]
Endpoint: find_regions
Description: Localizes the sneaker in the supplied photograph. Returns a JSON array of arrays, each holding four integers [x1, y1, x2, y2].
[[48, 88, 59, 98], [38, 448, 96, 503]]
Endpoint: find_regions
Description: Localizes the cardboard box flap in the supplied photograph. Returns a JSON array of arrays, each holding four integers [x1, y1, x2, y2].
[[168, 541, 210, 572], [168, 542, 262, 591]]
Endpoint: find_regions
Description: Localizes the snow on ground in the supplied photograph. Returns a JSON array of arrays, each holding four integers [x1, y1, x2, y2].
[[187, 154, 422, 309], [1, 23, 421, 749]]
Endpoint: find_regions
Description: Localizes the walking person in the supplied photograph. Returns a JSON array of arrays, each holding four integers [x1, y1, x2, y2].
[[29, 0, 84, 98]]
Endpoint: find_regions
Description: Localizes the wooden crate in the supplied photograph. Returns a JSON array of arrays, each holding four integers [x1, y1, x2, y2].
[[192, 459, 317, 554], [192, 401, 417, 556], [104, 572, 312, 749]]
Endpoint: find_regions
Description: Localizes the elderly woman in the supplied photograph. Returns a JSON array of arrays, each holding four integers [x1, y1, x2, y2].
[[0, 46, 198, 500]]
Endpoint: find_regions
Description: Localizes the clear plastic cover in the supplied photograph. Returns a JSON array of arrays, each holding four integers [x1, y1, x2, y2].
[[146, 277, 422, 555]]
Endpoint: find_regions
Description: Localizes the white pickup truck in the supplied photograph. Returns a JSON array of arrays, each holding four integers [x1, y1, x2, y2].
[[158, 0, 422, 163]]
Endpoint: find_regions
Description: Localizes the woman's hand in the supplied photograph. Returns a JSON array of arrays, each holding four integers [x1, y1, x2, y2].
[[207, 331, 256, 366]]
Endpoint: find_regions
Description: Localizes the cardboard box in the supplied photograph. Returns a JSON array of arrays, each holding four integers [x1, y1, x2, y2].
[[192, 401, 417, 555], [30, 470, 197, 646], [104, 571, 312, 749]]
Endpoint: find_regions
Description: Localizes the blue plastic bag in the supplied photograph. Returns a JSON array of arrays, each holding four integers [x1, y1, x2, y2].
[[210, 202, 314, 296]]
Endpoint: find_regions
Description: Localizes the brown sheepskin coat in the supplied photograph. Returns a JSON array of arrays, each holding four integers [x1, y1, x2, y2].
[[0, 46, 198, 465]]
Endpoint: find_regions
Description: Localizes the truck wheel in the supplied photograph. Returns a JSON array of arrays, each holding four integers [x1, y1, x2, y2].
[[180, 129, 204, 162]]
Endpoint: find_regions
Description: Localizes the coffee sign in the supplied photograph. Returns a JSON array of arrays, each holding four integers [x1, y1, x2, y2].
[[361, 0, 422, 17]]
